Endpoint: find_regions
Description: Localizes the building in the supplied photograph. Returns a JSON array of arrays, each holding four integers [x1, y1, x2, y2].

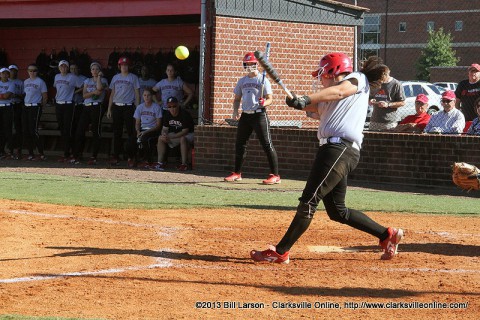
[[341, 0, 480, 81]]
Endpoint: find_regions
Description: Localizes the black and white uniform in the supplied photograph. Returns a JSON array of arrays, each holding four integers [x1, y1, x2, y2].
[[23, 77, 47, 157], [109, 72, 140, 159], [275, 72, 389, 254], [0, 79, 15, 155], [54, 73, 83, 157], [10, 77, 24, 153], [233, 73, 278, 175], [73, 76, 109, 160]]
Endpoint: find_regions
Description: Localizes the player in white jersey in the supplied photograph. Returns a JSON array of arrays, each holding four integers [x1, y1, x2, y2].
[[8, 64, 24, 159], [107, 56, 140, 165], [152, 63, 193, 110], [53, 60, 83, 162], [0, 67, 15, 159], [72, 62, 109, 165], [138, 65, 157, 104], [251, 54, 404, 264], [126, 88, 162, 167], [23, 63, 48, 161], [224, 52, 280, 185]]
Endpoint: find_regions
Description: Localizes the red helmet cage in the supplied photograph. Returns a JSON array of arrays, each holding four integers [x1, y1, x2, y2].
[[242, 52, 258, 68], [312, 53, 353, 78]]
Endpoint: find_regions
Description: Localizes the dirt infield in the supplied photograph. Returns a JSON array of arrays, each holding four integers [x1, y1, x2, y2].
[[0, 199, 479, 320]]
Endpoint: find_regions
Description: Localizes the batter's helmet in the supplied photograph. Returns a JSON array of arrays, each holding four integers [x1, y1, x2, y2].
[[242, 52, 257, 68], [312, 53, 353, 79], [118, 57, 131, 66]]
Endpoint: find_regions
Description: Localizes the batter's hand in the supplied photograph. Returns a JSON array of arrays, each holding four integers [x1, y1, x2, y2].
[[259, 98, 265, 107], [286, 93, 311, 110]]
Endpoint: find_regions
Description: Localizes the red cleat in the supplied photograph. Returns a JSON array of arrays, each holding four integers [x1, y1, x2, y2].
[[262, 174, 281, 185], [250, 245, 290, 264], [224, 172, 242, 182], [380, 227, 404, 260]]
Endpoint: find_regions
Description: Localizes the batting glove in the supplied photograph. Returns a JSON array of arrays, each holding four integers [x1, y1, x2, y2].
[[259, 98, 265, 107], [286, 94, 311, 110]]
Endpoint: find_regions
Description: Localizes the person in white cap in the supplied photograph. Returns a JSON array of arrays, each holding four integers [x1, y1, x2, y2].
[[53, 59, 84, 162], [455, 63, 480, 121], [0, 67, 15, 159], [8, 64, 24, 159]]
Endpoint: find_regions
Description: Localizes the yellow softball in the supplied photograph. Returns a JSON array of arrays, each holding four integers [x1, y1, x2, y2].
[[175, 46, 189, 60]]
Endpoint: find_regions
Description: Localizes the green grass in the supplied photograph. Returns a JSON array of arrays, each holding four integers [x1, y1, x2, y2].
[[0, 171, 479, 215]]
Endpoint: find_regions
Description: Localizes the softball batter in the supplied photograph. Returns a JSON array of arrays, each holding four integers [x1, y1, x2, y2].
[[224, 52, 280, 185], [251, 54, 404, 263]]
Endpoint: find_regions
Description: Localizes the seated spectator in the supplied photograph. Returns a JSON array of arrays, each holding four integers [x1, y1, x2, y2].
[[466, 96, 480, 135], [152, 96, 194, 171], [424, 90, 465, 134], [126, 89, 162, 167], [392, 94, 431, 133]]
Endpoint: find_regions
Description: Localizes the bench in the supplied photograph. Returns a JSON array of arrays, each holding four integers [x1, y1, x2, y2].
[[39, 104, 122, 157], [39, 105, 195, 166]]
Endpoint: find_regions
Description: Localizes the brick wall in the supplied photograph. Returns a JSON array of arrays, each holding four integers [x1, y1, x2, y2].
[[208, 15, 354, 128], [194, 125, 480, 187]]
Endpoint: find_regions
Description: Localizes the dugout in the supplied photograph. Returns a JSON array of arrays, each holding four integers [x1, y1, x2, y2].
[[0, 0, 202, 111]]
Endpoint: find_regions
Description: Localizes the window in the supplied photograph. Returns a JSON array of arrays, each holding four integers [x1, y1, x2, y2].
[[399, 22, 406, 32], [360, 15, 380, 62], [455, 21, 463, 31], [427, 21, 435, 32]]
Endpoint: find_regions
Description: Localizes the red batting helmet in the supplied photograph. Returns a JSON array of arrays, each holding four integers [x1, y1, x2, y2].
[[312, 53, 353, 78], [242, 52, 257, 68], [118, 57, 131, 66]]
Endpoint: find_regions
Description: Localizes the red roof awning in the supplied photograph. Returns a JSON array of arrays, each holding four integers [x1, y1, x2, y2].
[[0, 0, 200, 19]]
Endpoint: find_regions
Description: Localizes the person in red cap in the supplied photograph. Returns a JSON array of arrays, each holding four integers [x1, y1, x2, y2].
[[455, 63, 480, 121], [392, 94, 431, 133], [424, 90, 465, 134]]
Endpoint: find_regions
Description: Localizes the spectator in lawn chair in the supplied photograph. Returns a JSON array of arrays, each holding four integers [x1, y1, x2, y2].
[[152, 96, 194, 171], [391, 94, 431, 133], [126, 88, 162, 168], [424, 90, 465, 134]]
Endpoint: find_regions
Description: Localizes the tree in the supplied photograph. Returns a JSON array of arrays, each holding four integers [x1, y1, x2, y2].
[[415, 28, 459, 81]]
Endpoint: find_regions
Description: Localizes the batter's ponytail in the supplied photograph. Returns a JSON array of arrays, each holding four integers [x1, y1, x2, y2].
[[360, 56, 389, 89]]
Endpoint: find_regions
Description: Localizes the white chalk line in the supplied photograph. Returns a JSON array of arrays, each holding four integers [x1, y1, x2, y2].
[[1, 209, 479, 284]]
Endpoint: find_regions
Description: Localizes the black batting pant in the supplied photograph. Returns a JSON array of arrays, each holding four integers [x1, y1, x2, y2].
[[22, 106, 44, 156], [275, 141, 388, 255], [234, 111, 278, 175], [74, 104, 104, 159], [0, 106, 14, 154], [55, 102, 76, 158], [112, 104, 135, 159]]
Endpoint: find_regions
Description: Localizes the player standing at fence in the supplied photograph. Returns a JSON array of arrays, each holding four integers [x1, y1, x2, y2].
[[224, 52, 280, 185], [250, 54, 404, 263], [0, 67, 15, 159], [8, 64, 24, 159], [72, 62, 109, 165], [107, 57, 140, 166], [23, 63, 48, 161], [54, 60, 83, 162]]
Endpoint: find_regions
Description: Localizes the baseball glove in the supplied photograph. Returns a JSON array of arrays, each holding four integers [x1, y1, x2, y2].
[[452, 162, 480, 191]]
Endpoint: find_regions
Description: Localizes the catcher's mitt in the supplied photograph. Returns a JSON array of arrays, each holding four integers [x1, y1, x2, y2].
[[452, 162, 480, 191]]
